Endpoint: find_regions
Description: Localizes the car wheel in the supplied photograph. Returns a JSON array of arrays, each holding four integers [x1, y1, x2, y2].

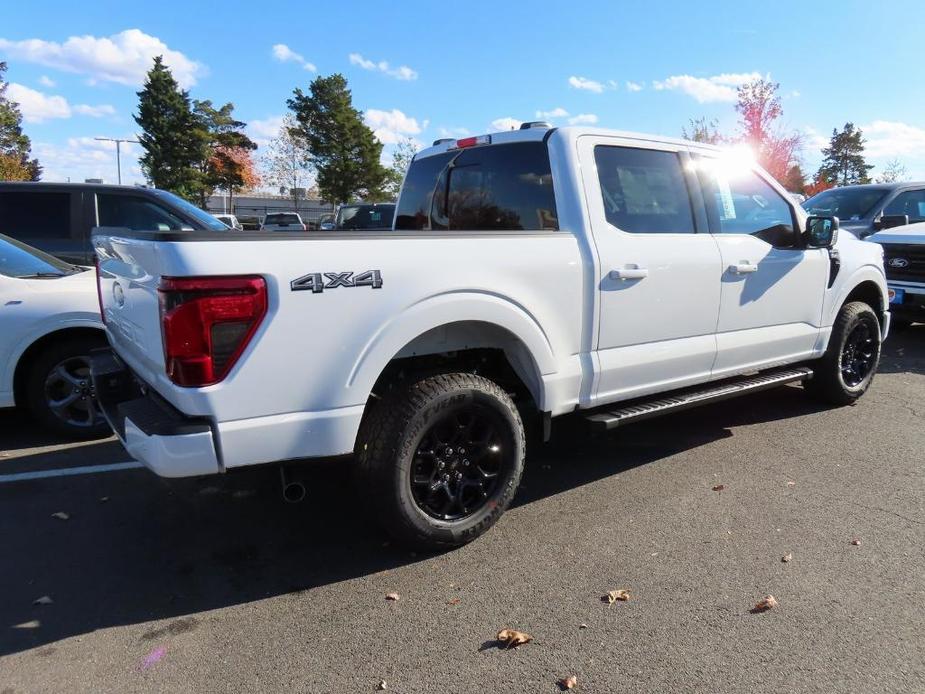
[[25, 336, 111, 439], [355, 372, 525, 550], [805, 301, 881, 406]]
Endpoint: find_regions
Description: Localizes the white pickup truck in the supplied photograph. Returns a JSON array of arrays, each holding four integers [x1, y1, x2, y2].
[[92, 124, 889, 549]]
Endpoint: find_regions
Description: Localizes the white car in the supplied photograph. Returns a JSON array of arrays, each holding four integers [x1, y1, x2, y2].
[[93, 124, 888, 548], [260, 212, 306, 231], [0, 233, 108, 437], [214, 214, 243, 230], [867, 221, 925, 327]]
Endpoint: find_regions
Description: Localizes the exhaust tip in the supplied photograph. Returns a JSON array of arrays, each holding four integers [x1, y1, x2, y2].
[[282, 482, 306, 503]]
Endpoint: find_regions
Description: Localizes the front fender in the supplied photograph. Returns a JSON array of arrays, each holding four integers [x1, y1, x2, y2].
[[826, 264, 888, 327]]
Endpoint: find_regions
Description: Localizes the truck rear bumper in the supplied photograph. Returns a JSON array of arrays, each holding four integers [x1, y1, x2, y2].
[[90, 348, 221, 478]]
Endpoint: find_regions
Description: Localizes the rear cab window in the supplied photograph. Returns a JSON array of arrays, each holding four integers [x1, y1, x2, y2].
[[395, 141, 558, 231], [265, 214, 302, 225], [97, 194, 190, 232]]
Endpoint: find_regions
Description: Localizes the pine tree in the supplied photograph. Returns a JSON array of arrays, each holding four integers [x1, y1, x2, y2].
[[816, 123, 873, 186], [134, 56, 208, 200], [0, 61, 41, 181], [287, 74, 387, 204], [783, 164, 807, 194]]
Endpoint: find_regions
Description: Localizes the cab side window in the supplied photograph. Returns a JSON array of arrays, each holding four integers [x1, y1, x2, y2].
[[0, 191, 71, 240], [593, 146, 696, 234], [97, 194, 187, 231], [883, 189, 925, 223], [697, 159, 797, 247]]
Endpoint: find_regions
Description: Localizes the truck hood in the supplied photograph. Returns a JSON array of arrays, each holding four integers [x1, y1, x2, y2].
[[866, 222, 925, 246]]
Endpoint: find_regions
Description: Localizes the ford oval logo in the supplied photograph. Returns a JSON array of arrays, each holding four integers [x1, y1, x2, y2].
[[888, 257, 910, 268], [112, 282, 125, 307]]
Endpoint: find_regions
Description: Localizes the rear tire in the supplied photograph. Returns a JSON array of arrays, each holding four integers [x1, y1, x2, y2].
[[355, 372, 525, 550], [24, 335, 111, 439], [805, 301, 881, 406]]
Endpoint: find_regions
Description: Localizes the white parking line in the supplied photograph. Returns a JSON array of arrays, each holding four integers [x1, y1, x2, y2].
[[0, 461, 144, 483]]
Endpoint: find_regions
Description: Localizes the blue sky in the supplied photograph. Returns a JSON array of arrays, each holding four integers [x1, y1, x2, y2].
[[2, 0, 924, 186]]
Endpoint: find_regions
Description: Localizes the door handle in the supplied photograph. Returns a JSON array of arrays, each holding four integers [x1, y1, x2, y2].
[[609, 266, 648, 280], [729, 261, 758, 274]]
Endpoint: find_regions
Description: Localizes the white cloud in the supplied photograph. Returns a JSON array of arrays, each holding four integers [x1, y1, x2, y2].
[[6, 83, 115, 122], [490, 117, 522, 132], [568, 76, 605, 93], [248, 114, 286, 146], [0, 29, 205, 88], [348, 53, 418, 81], [652, 71, 761, 103], [6, 83, 71, 122], [568, 113, 598, 125], [536, 107, 569, 119], [437, 126, 470, 138], [39, 75, 55, 87], [365, 108, 424, 144], [271, 43, 316, 72], [861, 121, 925, 159], [625, 81, 643, 92], [34, 136, 142, 184], [73, 103, 116, 117]]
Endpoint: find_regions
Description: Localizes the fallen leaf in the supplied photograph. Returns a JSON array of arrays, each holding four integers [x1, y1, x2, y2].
[[751, 595, 779, 613], [385, 592, 400, 601], [51, 512, 70, 520], [712, 484, 725, 492], [13, 620, 40, 629], [377, 679, 387, 690], [850, 539, 861, 546], [787, 481, 796, 487], [496, 628, 533, 649], [602, 589, 630, 605], [559, 675, 578, 690], [781, 553, 792, 563], [446, 598, 461, 606], [579, 623, 588, 629], [99, 496, 110, 503], [33, 595, 53, 605]]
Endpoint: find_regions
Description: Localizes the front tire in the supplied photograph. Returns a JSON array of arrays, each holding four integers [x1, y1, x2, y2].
[[355, 373, 525, 550], [806, 301, 881, 406]]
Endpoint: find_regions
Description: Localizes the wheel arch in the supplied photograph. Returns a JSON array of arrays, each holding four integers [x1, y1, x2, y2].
[[12, 326, 107, 407]]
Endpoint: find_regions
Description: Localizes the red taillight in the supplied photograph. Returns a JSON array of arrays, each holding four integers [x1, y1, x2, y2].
[[94, 256, 106, 323], [158, 276, 267, 387]]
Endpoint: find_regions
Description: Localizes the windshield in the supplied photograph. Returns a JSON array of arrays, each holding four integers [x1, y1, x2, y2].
[[802, 188, 889, 221], [150, 189, 228, 231], [264, 213, 302, 225], [335, 204, 396, 230], [0, 233, 81, 278]]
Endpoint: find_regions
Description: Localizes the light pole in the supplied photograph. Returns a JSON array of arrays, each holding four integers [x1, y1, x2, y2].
[[94, 137, 139, 185]]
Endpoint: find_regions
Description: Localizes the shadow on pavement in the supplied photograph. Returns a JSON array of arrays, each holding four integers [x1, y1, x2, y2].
[[879, 323, 925, 376], [0, 381, 833, 657]]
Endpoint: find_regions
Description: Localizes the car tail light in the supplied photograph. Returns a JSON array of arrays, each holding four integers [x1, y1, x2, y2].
[[94, 256, 106, 323], [157, 276, 267, 387]]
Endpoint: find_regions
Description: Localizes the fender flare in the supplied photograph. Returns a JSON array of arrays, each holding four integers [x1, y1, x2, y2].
[[345, 290, 558, 406], [827, 264, 887, 325]]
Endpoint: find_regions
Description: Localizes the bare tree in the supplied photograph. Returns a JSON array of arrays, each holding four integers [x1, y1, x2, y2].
[[259, 114, 316, 207], [876, 158, 908, 184]]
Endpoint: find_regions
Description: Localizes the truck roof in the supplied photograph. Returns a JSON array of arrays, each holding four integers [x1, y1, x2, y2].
[[416, 124, 723, 160]]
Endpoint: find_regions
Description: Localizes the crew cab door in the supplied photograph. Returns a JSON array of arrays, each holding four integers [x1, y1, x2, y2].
[[578, 136, 722, 404], [692, 154, 827, 376]]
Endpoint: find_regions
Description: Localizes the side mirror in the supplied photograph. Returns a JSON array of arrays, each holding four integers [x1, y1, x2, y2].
[[805, 216, 838, 248], [875, 214, 909, 231]]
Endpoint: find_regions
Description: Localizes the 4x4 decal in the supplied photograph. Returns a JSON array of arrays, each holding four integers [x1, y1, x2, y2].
[[290, 270, 383, 293]]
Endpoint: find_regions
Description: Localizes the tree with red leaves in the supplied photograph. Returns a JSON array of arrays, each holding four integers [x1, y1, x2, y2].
[[735, 78, 803, 188], [208, 144, 260, 210]]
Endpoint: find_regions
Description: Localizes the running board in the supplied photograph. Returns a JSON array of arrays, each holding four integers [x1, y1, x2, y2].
[[585, 367, 813, 431]]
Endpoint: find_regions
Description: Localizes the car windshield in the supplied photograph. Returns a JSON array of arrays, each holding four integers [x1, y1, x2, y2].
[[335, 204, 395, 230], [265, 214, 301, 225], [0, 233, 81, 278], [802, 188, 889, 221], [150, 189, 228, 231]]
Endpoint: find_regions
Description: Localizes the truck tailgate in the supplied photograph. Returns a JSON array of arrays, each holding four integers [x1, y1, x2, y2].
[[94, 233, 167, 390]]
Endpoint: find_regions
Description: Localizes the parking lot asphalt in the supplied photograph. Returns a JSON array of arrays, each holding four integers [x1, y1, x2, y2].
[[1, 327, 923, 694]]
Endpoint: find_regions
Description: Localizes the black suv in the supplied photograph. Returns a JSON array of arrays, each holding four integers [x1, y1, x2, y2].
[[0, 182, 228, 265]]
